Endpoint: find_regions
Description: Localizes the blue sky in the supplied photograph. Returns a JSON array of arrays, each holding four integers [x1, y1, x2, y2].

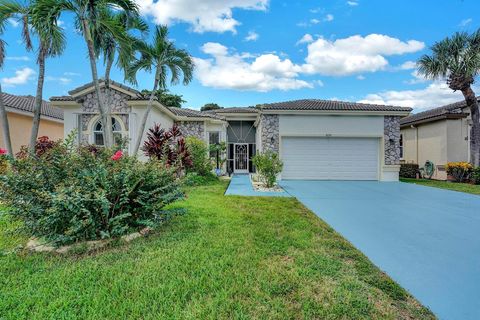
[[1, 0, 479, 111]]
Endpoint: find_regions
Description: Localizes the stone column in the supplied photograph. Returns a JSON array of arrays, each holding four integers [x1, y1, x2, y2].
[[384, 116, 401, 165], [260, 114, 279, 153]]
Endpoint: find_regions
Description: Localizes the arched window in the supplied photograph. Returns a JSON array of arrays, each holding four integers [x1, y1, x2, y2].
[[93, 117, 123, 146]]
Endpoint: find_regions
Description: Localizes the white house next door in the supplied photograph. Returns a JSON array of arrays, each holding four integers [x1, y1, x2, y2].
[[234, 143, 249, 173]]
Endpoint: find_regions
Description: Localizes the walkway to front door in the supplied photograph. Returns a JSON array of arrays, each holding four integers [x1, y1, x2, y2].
[[234, 143, 249, 173], [280, 180, 480, 320]]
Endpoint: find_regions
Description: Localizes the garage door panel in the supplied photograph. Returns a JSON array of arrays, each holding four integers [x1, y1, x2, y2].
[[281, 137, 379, 180]]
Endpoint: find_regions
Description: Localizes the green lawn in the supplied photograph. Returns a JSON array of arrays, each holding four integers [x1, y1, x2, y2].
[[0, 181, 434, 319], [401, 178, 480, 195]]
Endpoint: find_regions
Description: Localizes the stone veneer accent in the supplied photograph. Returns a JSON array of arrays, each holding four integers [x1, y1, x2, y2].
[[80, 87, 131, 113], [260, 114, 279, 153], [384, 116, 401, 165], [175, 121, 205, 140]]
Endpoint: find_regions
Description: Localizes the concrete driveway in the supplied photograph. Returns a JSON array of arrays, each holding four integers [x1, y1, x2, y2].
[[280, 180, 480, 320]]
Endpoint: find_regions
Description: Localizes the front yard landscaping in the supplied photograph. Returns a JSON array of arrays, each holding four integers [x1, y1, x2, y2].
[[0, 180, 434, 319], [401, 178, 480, 195]]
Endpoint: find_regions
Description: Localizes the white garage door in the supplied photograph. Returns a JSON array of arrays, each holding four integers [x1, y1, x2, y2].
[[281, 137, 379, 180]]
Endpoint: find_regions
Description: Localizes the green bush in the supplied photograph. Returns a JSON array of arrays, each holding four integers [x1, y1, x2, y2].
[[446, 162, 473, 182], [185, 137, 213, 176], [0, 139, 184, 246], [252, 151, 283, 188], [399, 163, 419, 178], [472, 167, 480, 185], [182, 172, 218, 186]]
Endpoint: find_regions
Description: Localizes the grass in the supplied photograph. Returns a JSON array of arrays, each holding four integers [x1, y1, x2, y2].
[[401, 178, 480, 195], [0, 181, 434, 319]]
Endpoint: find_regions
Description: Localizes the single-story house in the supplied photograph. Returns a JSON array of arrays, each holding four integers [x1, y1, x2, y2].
[[400, 98, 475, 180], [0, 93, 64, 153], [51, 80, 411, 181]]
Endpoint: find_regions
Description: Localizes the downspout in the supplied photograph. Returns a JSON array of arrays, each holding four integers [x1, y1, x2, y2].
[[467, 119, 472, 163], [411, 125, 418, 164]]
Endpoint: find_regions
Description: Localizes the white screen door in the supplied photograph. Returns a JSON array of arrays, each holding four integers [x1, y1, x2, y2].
[[234, 143, 249, 173]]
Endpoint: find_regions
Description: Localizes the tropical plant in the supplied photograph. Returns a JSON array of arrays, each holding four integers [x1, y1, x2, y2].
[[0, 0, 66, 154], [209, 141, 227, 170], [252, 151, 283, 188], [35, 0, 139, 148], [140, 89, 185, 108], [93, 7, 148, 126], [142, 123, 192, 171], [201, 103, 222, 111], [0, 147, 8, 173], [185, 136, 213, 176], [16, 135, 58, 158], [417, 29, 480, 166], [127, 25, 194, 155], [472, 166, 480, 184], [0, 140, 184, 246], [446, 161, 473, 182]]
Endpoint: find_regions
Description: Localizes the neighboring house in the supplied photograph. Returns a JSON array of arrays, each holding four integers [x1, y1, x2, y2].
[[51, 80, 410, 181], [0, 93, 64, 153], [400, 99, 475, 180]]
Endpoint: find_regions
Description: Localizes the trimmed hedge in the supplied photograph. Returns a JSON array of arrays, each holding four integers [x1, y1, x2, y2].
[[399, 163, 419, 178]]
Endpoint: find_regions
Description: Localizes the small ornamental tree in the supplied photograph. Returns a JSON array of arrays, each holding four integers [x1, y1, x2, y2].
[[252, 151, 283, 188], [142, 123, 192, 171]]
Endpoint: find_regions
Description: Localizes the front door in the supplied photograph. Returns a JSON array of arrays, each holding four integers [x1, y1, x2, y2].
[[234, 143, 249, 173]]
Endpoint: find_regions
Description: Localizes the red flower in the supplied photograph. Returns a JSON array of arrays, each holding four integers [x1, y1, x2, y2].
[[0, 148, 7, 155], [111, 150, 123, 161]]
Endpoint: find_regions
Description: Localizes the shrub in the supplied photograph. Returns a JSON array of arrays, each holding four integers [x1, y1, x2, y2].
[[182, 172, 217, 186], [399, 163, 419, 178], [472, 167, 480, 185], [142, 123, 192, 171], [446, 162, 473, 182], [252, 151, 283, 188], [185, 136, 213, 176], [16, 136, 58, 158], [0, 141, 184, 246]]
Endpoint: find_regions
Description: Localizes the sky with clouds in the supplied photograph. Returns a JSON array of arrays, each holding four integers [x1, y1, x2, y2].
[[1, 0, 479, 112]]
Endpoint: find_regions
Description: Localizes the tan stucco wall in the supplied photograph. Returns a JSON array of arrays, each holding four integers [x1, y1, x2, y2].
[[401, 117, 470, 180], [0, 112, 64, 153], [446, 118, 469, 163]]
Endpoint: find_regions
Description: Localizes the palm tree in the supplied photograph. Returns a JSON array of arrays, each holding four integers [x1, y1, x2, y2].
[[127, 25, 194, 155], [0, 0, 32, 156], [92, 9, 147, 147], [418, 30, 480, 166], [0, 0, 65, 154], [36, 0, 138, 148]]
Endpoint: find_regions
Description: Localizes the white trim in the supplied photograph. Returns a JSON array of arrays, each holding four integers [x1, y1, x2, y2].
[[71, 83, 139, 98]]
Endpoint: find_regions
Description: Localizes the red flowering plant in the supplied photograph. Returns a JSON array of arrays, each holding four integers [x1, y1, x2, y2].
[[0, 148, 9, 174], [16, 136, 58, 159], [111, 150, 123, 161]]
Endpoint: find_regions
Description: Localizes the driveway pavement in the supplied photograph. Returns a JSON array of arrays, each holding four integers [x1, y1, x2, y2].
[[280, 180, 480, 320]]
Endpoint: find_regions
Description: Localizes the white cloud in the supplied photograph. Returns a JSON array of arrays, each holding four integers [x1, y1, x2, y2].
[[46, 76, 72, 85], [135, 0, 268, 33], [296, 34, 314, 45], [7, 18, 19, 27], [1, 67, 36, 86], [310, 18, 320, 24], [194, 42, 312, 92], [347, 1, 359, 6], [399, 60, 416, 70], [244, 31, 259, 41], [357, 75, 365, 80], [64, 72, 81, 76], [324, 14, 334, 22], [302, 34, 425, 76], [358, 82, 464, 111], [459, 18, 472, 27], [6, 56, 30, 61]]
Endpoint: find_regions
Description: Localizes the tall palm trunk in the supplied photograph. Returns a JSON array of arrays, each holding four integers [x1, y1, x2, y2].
[[29, 43, 47, 153], [104, 57, 114, 146], [462, 86, 480, 167], [81, 18, 113, 148], [0, 84, 12, 156], [132, 68, 160, 155]]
